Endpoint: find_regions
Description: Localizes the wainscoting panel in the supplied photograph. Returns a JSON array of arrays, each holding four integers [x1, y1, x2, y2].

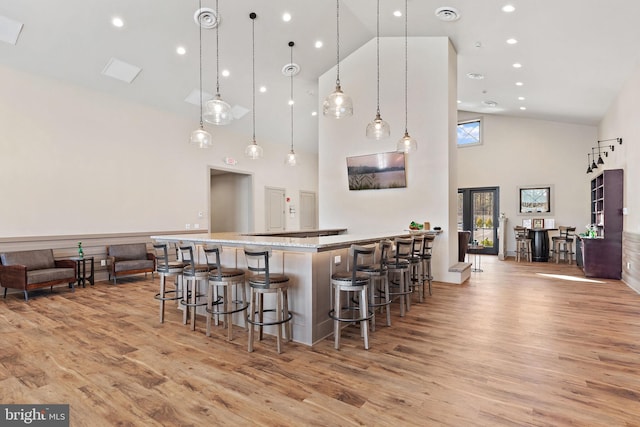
[[622, 231, 640, 294], [0, 230, 202, 295]]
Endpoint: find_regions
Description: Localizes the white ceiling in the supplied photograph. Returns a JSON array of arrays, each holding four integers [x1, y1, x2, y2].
[[2, 0, 639, 154]]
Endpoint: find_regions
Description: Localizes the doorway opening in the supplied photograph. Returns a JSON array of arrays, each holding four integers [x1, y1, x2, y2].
[[209, 168, 253, 233], [458, 186, 499, 255]]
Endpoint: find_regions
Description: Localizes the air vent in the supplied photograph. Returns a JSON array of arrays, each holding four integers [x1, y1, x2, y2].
[[282, 63, 300, 77], [483, 100, 498, 107], [435, 7, 460, 22], [194, 7, 219, 29]]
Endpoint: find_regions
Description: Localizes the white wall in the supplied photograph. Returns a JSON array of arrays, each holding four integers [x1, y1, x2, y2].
[[0, 65, 318, 237], [318, 37, 460, 282], [599, 64, 640, 234], [457, 112, 596, 255]]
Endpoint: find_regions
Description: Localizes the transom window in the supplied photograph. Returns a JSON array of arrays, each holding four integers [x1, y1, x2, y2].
[[457, 118, 482, 147]]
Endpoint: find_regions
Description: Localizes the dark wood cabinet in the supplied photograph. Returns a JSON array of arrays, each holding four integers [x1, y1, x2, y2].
[[580, 168, 623, 279]]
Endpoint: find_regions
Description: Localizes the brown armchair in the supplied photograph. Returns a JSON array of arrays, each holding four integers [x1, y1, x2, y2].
[[107, 243, 155, 284], [0, 249, 77, 301]]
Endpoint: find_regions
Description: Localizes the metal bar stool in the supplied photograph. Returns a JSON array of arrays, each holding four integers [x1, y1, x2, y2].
[[355, 240, 391, 332], [514, 226, 532, 262], [244, 247, 293, 354], [408, 235, 425, 303], [329, 244, 374, 350], [552, 226, 576, 264], [203, 245, 248, 341], [178, 245, 210, 331], [419, 235, 435, 297], [153, 243, 186, 323], [386, 238, 412, 317]]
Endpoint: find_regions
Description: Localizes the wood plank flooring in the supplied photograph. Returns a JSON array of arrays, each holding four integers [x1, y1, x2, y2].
[[1, 256, 640, 426]]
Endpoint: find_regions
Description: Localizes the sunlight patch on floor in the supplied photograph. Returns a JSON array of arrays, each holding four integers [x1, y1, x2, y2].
[[536, 273, 605, 283]]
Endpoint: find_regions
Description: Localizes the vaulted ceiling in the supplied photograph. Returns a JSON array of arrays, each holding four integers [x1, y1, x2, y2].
[[2, 0, 639, 153]]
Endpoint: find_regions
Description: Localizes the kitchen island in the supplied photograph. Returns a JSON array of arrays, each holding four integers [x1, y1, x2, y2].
[[152, 230, 438, 346]]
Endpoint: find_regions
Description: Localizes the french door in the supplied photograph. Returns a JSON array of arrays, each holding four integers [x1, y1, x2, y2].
[[458, 187, 499, 255]]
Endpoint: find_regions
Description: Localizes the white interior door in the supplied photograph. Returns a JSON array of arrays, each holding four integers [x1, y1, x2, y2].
[[265, 187, 285, 231], [299, 191, 317, 230]]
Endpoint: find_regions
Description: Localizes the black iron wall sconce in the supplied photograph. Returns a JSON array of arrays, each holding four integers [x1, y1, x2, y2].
[[586, 137, 622, 174]]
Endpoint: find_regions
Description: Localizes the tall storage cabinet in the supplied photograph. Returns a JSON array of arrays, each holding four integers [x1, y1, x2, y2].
[[580, 168, 623, 279]]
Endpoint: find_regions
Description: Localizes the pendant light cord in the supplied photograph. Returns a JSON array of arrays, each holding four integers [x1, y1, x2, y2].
[[335, 0, 341, 86], [404, 0, 408, 133], [215, 0, 221, 95], [251, 13, 256, 142], [198, 0, 204, 128], [376, 0, 380, 115], [290, 42, 295, 152]]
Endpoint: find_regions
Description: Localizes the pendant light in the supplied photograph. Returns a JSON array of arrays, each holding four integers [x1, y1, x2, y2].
[[203, 0, 232, 125], [396, 0, 418, 153], [285, 41, 297, 166], [365, 0, 390, 139], [244, 12, 263, 159], [322, 0, 353, 119], [586, 153, 593, 174], [590, 148, 598, 170], [190, 0, 212, 148]]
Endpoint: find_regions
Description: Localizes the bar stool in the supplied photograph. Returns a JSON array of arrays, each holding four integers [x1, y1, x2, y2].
[[514, 226, 532, 262], [552, 226, 576, 264], [153, 243, 186, 323], [355, 240, 391, 332], [203, 245, 248, 341], [329, 244, 374, 350], [178, 245, 210, 331], [408, 235, 425, 302], [244, 247, 293, 354], [419, 235, 435, 297], [386, 238, 412, 317]]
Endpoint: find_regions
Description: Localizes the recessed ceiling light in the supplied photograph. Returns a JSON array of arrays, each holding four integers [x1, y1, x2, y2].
[[393, 10, 402, 17], [520, 106, 527, 110], [483, 100, 498, 107], [435, 7, 460, 22], [259, 86, 267, 93], [314, 40, 323, 49], [502, 4, 516, 13], [467, 72, 485, 80], [222, 69, 230, 77], [457, 100, 462, 104], [515, 81, 524, 86], [311, 111, 318, 116], [513, 63, 522, 68], [506, 38, 518, 45], [288, 99, 294, 106], [518, 96, 525, 101], [282, 12, 292, 22], [176, 46, 186, 55], [112, 17, 124, 28]]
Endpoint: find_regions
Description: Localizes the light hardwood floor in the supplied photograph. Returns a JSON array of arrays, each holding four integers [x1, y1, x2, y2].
[[1, 256, 639, 426]]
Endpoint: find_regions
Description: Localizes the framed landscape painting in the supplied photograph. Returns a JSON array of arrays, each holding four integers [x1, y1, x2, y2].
[[346, 152, 407, 191]]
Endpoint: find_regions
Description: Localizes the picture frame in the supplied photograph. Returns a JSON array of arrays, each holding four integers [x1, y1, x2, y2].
[[522, 219, 532, 228], [532, 218, 544, 229], [346, 152, 407, 191]]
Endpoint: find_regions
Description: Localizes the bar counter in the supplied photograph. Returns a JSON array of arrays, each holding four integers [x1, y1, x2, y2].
[[151, 230, 438, 346]]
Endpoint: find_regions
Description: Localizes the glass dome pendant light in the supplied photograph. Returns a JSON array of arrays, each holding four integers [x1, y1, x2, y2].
[[190, 0, 212, 148], [285, 41, 297, 166], [365, 0, 390, 139], [396, 0, 417, 153], [244, 12, 263, 159], [203, 0, 232, 125], [322, 0, 353, 119]]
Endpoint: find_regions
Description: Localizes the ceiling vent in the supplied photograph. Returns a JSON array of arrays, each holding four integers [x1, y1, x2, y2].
[[435, 7, 460, 22], [282, 63, 300, 77], [194, 8, 219, 29]]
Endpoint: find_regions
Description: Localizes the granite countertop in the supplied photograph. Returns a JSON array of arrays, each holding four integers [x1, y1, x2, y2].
[[151, 230, 440, 252]]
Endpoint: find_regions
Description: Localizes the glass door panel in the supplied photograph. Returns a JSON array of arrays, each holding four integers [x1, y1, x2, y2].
[[458, 187, 499, 255]]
